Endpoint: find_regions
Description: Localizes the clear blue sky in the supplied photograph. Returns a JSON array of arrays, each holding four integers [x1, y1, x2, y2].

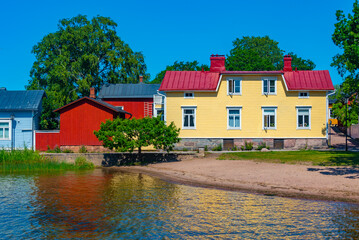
[[0, 0, 354, 90]]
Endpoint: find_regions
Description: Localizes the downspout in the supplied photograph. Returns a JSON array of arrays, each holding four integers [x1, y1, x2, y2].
[[157, 90, 166, 122], [32, 110, 40, 150], [326, 90, 336, 143]]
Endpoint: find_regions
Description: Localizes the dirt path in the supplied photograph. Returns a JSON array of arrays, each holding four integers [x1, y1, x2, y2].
[[121, 153, 359, 204]]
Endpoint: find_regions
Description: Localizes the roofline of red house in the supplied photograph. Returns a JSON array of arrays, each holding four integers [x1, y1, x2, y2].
[[54, 96, 132, 116]]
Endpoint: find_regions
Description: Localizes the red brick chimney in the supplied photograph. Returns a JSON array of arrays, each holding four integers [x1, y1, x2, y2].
[[90, 87, 96, 99], [139, 75, 143, 83], [283, 55, 292, 72], [210, 54, 226, 72]]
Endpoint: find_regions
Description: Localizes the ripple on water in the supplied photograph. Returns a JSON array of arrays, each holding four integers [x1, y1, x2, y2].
[[0, 169, 358, 239]]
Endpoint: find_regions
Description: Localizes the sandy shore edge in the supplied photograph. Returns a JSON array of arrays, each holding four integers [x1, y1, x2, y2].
[[112, 154, 359, 204]]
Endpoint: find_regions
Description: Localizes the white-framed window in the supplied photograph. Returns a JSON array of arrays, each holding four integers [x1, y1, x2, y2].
[[227, 107, 242, 129], [262, 77, 276, 95], [184, 92, 194, 99], [297, 107, 311, 129], [0, 120, 11, 140], [182, 106, 196, 129], [227, 78, 242, 95], [298, 92, 309, 98], [155, 109, 164, 121], [262, 107, 277, 130]]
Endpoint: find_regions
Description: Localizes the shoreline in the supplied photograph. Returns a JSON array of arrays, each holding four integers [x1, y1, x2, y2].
[[116, 153, 359, 204]]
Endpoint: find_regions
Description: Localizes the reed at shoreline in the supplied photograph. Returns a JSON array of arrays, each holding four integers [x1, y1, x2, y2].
[[0, 149, 94, 173]]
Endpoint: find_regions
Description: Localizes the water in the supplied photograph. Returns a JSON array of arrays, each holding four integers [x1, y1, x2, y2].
[[0, 169, 358, 239]]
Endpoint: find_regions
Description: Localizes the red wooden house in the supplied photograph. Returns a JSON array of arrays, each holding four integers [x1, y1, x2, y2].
[[36, 89, 131, 151]]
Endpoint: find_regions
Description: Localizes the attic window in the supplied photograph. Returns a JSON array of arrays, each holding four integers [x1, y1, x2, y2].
[[184, 92, 194, 99], [228, 78, 241, 95], [298, 92, 309, 98]]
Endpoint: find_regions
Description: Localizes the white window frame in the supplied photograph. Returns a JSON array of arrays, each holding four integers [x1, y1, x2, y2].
[[227, 77, 242, 95], [262, 77, 277, 95], [298, 92, 309, 98], [184, 92, 194, 99], [227, 107, 242, 130], [262, 107, 277, 130], [296, 107, 311, 129], [182, 106, 196, 129], [0, 119, 11, 140], [154, 108, 164, 121]]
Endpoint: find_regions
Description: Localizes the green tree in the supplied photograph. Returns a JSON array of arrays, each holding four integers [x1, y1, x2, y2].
[[27, 15, 149, 129], [94, 116, 180, 154], [226, 36, 315, 71], [151, 61, 209, 84], [332, 0, 359, 93], [331, 83, 358, 127]]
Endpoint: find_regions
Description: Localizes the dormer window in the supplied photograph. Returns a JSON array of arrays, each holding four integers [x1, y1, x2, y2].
[[298, 92, 309, 98], [228, 78, 241, 95], [184, 92, 194, 98]]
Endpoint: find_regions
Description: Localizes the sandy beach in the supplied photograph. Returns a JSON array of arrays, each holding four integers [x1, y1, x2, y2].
[[122, 153, 359, 204]]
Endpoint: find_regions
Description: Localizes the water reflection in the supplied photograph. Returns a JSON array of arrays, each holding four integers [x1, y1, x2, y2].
[[0, 170, 358, 239]]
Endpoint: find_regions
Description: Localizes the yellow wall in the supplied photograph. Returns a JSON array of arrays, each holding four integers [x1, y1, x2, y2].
[[166, 74, 327, 138]]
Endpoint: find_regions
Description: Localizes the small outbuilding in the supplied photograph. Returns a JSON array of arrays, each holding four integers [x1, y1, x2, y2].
[[0, 88, 45, 149]]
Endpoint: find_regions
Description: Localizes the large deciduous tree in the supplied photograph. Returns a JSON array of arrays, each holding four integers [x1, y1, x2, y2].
[[151, 61, 209, 84], [27, 15, 149, 129], [94, 116, 180, 154], [332, 0, 359, 93], [226, 36, 315, 71]]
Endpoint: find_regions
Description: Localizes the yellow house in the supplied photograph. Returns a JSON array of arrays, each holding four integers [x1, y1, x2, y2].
[[159, 55, 335, 150]]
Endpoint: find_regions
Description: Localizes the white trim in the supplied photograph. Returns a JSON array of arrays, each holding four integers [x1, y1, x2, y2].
[[227, 77, 242, 95], [184, 92, 194, 99], [227, 107, 242, 130], [215, 75, 223, 92], [0, 119, 12, 140], [262, 77, 277, 95], [298, 92, 309, 98], [281, 74, 289, 91], [181, 106, 196, 129], [262, 107, 277, 130], [296, 107, 311, 130]]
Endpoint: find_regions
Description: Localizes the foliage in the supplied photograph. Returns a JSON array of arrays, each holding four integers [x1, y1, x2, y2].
[[256, 142, 269, 150], [46, 145, 62, 153], [26, 15, 149, 129], [212, 144, 222, 151], [74, 156, 94, 169], [332, 1, 359, 95], [244, 141, 253, 150], [151, 60, 209, 84], [94, 116, 180, 154], [331, 84, 358, 127], [79, 145, 88, 153], [204, 145, 208, 151], [0, 149, 94, 173], [218, 150, 359, 166], [226, 36, 315, 71]]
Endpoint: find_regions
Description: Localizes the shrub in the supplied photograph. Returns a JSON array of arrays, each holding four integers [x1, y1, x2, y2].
[[244, 141, 253, 150], [240, 145, 245, 151], [212, 144, 222, 151], [62, 149, 74, 153], [79, 145, 88, 153], [74, 156, 94, 170], [256, 142, 268, 150], [204, 145, 208, 151]]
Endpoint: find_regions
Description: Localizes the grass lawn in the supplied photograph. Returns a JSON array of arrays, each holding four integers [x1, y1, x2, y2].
[[218, 150, 359, 166]]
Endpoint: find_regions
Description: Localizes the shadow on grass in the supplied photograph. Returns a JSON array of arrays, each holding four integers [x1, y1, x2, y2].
[[307, 167, 359, 179], [102, 153, 181, 167]]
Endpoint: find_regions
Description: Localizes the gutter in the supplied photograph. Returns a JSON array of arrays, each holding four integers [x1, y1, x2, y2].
[[156, 90, 167, 122]]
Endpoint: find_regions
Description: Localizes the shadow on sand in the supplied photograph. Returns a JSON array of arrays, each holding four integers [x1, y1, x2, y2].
[[308, 167, 359, 179]]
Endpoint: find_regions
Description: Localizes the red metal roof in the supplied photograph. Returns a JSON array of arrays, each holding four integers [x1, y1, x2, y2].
[[159, 71, 220, 91], [159, 70, 334, 92], [284, 70, 334, 91]]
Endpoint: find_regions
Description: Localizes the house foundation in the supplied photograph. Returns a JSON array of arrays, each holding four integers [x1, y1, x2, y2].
[[175, 138, 327, 150]]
